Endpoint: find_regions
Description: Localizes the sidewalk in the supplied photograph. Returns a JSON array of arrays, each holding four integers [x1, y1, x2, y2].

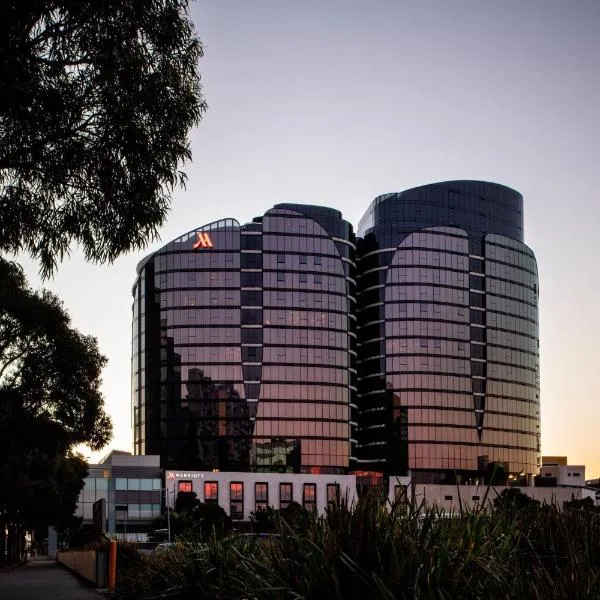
[[0, 556, 100, 599]]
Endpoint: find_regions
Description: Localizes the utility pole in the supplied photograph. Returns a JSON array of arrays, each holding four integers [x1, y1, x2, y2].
[[166, 489, 171, 543]]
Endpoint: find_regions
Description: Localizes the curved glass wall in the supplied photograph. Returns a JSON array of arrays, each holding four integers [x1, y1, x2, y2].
[[356, 181, 540, 481], [132, 207, 356, 473]]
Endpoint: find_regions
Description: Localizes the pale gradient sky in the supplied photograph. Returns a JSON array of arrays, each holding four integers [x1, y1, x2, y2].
[[21, 1, 600, 477]]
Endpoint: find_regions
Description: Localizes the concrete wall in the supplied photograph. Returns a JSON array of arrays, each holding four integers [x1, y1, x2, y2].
[[57, 549, 98, 584]]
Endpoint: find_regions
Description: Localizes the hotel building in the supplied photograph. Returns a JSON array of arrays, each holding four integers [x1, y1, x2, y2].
[[132, 204, 357, 474], [132, 181, 540, 484], [356, 181, 540, 482]]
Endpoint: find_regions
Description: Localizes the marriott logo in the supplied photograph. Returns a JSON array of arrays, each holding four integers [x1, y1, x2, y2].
[[193, 232, 213, 249]]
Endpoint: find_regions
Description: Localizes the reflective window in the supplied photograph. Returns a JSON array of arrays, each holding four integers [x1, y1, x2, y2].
[[204, 482, 218, 504], [279, 483, 293, 509], [255, 482, 268, 511], [326, 483, 340, 508], [179, 480, 193, 493], [303, 483, 316, 511], [230, 482, 244, 520]]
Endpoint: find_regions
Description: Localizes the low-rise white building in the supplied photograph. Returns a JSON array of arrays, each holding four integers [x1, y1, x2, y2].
[[163, 470, 592, 519], [411, 483, 594, 514], [164, 470, 361, 521], [540, 457, 585, 487]]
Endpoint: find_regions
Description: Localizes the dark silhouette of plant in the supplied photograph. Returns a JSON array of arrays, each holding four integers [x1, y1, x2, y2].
[[0, 259, 111, 565], [493, 487, 540, 511]]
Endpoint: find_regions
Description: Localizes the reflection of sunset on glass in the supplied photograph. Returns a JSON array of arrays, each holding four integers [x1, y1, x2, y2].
[[20, 1, 599, 480]]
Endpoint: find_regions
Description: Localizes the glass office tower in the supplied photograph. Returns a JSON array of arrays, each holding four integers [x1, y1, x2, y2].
[[132, 204, 357, 473], [356, 181, 540, 482]]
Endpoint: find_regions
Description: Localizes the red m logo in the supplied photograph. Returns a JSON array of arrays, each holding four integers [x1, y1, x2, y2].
[[193, 232, 213, 249]]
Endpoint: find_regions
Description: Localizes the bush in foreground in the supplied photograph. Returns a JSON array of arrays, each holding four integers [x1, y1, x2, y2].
[[116, 494, 600, 600]]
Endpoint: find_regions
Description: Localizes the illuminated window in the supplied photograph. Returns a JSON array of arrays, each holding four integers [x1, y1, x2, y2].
[[204, 481, 218, 504], [230, 482, 244, 520], [255, 482, 268, 511], [303, 483, 316, 511], [178, 480, 193, 493]]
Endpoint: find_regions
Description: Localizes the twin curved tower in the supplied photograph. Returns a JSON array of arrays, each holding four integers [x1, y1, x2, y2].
[[132, 181, 540, 482]]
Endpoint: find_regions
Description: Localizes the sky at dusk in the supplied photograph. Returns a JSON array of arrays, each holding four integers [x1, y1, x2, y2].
[[21, 1, 600, 477]]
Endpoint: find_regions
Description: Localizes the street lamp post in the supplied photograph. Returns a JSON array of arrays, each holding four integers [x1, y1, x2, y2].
[[167, 490, 171, 543], [161, 488, 173, 543]]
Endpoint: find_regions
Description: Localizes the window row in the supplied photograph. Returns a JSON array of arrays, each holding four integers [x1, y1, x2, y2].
[[486, 295, 538, 320], [386, 338, 469, 357], [159, 271, 239, 290], [405, 427, 536, 448], [160, 308, 242, 327], [181, 479, 340, 518], [383, 374, 471, 393], [263, 290, 348, 312], [159, 364, 243, 384], [384, 303, 469, 321], [262, 215, 344, 240], [404, 409, 538, 431], [159, 290, 240, 308], [385, 285, 468, 304], [385, 356, 470, 375], [261, 365, 349, 386], [404, 440, 535, 462], [487, 332, 538, 354], [487, 313, 538, 334], [78, 502, 162, 520], [487, 363, 537, 386], [155, 250, 240, 272], [486, 260, 537, 282], [262, 347, 348, 367], [263, 310, 348, 330], [406, 436, 537, 455], [253, 420, 349, 438], [486, 278, 536, 304], [263, 253, 346, 274], [263, 328, 349, 348], [384, 321, 470, 341], [385, 269, 468, 287], [259, 383, 350, 402], [161, 345, 241, 364], [115, 503, 162, 519], [401, 230, 468, 253], [487, 346, 538, 367], [390, 249, 470, 271], [263, 272, 346, 292], [157, 326, 242, 346], [115, 478, 162, 491], [389, 397, 538, 420], [258, 402, 349, 420], [485, 239, 537, 272]]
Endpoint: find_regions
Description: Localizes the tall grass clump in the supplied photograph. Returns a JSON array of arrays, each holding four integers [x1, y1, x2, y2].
[[116, 493, 600, 599]]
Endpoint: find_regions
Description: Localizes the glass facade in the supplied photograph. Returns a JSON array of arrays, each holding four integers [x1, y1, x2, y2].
[[132, 205, 357, 473], [75, 468, 162, 531], [356, 181, 540, 481]]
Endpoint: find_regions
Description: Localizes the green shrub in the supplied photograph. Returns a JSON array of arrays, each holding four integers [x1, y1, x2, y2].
[[116, 493, 600, 600]]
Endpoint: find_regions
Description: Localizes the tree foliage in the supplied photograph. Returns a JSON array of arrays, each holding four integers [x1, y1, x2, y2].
[[1, 0, 206, 275], [151, 491, 232, 541], [0, 258, 112, 563], [0, 258, 111, 450]]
